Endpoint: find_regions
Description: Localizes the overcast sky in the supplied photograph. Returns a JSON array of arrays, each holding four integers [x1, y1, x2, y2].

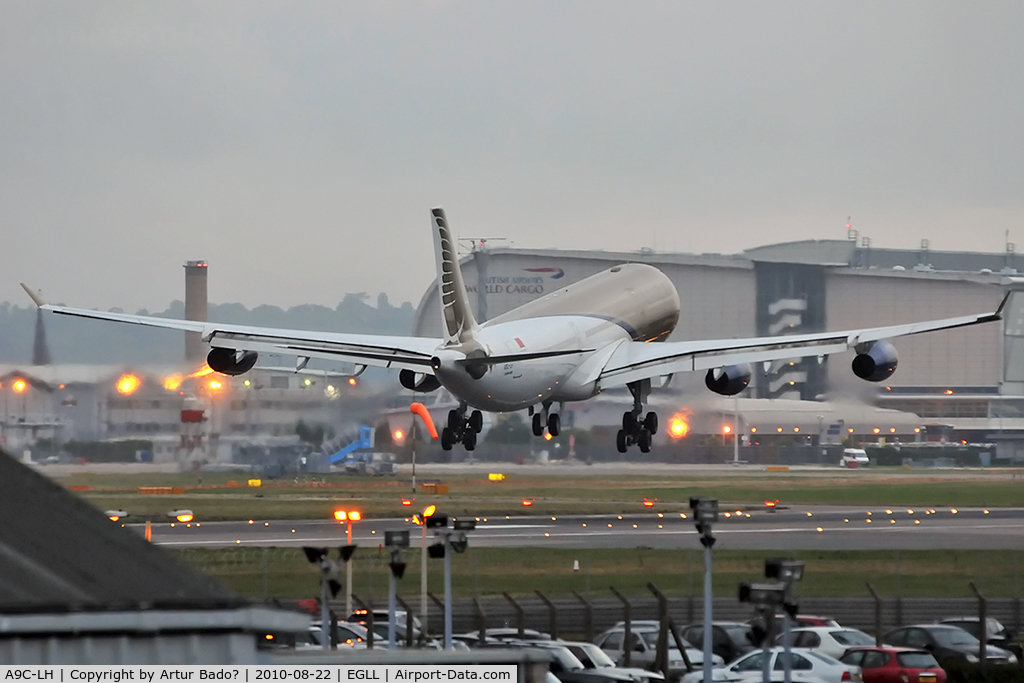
[[3, 2, 1022, 312]]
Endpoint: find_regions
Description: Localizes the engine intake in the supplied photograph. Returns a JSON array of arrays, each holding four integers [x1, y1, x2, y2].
[[705, 364, 752, 396], [399, 369, 441, 393], [207, 347, 258, 376], [852, 340, 898, 382]]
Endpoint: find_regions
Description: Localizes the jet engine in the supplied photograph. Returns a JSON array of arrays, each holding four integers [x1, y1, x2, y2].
[[705, 364, 752, 396], [399, 369, 441, 393], [206, 347, 258, 375], [852, 340, 898, 382]]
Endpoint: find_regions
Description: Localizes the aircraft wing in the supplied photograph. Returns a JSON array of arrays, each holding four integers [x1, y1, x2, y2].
[[597, 292, 1009, 389], [22, 285, 441, 372]]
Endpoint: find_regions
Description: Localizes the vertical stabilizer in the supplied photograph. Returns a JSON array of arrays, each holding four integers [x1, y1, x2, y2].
[[431, 207, 480, 346]]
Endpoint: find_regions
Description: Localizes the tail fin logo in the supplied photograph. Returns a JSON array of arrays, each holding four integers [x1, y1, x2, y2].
[[523, 267, 565, 279]]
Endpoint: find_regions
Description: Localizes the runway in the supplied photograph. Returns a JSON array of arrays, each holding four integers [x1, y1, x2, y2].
[[147, 505, 1024, 551]]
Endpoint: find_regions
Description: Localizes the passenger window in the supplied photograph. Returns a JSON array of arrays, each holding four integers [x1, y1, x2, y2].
[[602, 633, 623, 651], [906, 629, 929, 649], [775, 653, 812, 671], [734, 652, 767, 671], [840, 651, 864, 667]]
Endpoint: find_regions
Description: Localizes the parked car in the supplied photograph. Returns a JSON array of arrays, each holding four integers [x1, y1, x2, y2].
[[776, 627, 876, 659], [680, 647, 862, 683], [298, 621, 371, 650], [461, 628, 552, 641], [787, 615, 842, 629], [939, 617, 1022, 659], [560, 640, 667, 683], [680, 622, 758, 663], [883, 624, 1017, 667], [531, 642, 666, 683], [839, 647, 946, 683], [840, 449, 869, 468], [595, 623, 723, 679], [346, 609, 422, 641]]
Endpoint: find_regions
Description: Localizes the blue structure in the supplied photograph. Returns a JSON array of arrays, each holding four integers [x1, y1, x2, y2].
[[329, 426, 374, 465]]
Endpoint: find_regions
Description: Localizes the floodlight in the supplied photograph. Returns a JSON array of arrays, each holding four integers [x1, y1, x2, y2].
[[765, 558, 805, 583], [302, 546, 328, 564], [738, 581, 787, 606], [425, 513, 448, 529]]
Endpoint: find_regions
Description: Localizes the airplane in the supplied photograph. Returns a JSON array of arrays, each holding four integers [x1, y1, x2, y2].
[[22, 207, 1008, 453]]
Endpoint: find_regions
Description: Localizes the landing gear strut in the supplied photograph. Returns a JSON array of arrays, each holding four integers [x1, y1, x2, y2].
[[616, 380, 658, 453], [440, 403, 484, 451]]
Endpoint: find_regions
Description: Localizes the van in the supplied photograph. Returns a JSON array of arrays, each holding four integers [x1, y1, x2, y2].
[[840, 448, 870, 468]]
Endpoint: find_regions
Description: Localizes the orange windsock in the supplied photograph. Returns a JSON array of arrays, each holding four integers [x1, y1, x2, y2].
[[410, 402, 439, 439]]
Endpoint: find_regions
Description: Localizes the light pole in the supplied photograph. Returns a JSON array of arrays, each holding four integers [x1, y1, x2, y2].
[[738, 581, 787, 683], [426, 513, 476, 649], [334, 509, 362, 616], [690, 497, 718, 683], [418, 504, 437, 633], [385, 530, 410, 649], [765, 559, 804, 683], [302, 545, 356, 651]]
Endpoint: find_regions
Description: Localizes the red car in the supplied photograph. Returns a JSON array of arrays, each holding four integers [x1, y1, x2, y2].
[[840, 646, 946, 683]]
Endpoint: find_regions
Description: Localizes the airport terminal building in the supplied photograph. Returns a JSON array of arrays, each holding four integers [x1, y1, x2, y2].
[[411, 234, 1024, 458]]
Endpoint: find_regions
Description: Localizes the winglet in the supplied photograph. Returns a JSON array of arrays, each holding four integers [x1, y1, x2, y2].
[[20, 283, 48, 308], [995, 290, 1012, 318]]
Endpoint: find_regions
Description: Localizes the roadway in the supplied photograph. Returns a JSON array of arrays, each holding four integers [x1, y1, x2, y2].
[[147, 505, 1024, 551]]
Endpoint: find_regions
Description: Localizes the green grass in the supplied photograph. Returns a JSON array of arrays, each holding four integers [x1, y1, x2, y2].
[[173, 546, 1024, 602]]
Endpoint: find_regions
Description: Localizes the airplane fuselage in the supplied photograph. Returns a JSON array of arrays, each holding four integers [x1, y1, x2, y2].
[[431, 263, 680, 412]]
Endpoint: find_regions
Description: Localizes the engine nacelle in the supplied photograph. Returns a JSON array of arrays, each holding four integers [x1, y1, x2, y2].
[[206, 347, 258, 376], [705, 364, 752, 396], [852, 340, 898, 382], [399, 369, 441, 393]]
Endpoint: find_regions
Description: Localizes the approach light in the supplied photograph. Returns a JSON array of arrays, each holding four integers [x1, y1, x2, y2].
[[423, 504, 437, 518], [522, 499, 534, 507], [393, 429, 404, 441], [335, 509, 361, 522], [12, 378, 27, 393], [106, 509, 129, 522], [401, 498, 413, 506], [643, 498, 655, 508]]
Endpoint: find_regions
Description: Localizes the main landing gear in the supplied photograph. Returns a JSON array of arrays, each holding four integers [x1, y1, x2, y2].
[[441, 403, 484, 451], [530, 402, 561, 437], [616, 380, 658, 453]]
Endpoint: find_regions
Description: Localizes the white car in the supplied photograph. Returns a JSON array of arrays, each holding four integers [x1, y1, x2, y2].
[[840, 449, 869, 468], [595, 623, 724, 675], [681, 648, 862, 683], [775, 627, 876, 659]]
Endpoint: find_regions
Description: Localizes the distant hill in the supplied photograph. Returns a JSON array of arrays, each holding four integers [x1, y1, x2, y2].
[[0, 292, 415, 365]]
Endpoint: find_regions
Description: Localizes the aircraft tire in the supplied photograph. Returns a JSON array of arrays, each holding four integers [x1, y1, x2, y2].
[[469, 410, 483, 433], [463, 429, 477, 451], [644, 412, 658, 434], [638, 429, 652, 453], [532, 413, 545, 436], [441, 427, 455, 451], [447, 410, 462, 432], [622, 411, 637, 432], [616, 429, 628, 453], [547, 413, 561, 436]]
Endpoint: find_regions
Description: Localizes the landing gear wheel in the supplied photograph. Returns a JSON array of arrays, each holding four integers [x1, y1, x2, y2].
[[616, 429, 628, 453], [441, 427, 455, 451], [638, 429, 652, 453], [622, 411, 637, 432], [469, 410, 483, 433], [532, 413, 545, 437], [644, 412, 658, 434], [463, 430, 477, 451], [447, 409, 462, 432], [547, 413, 561, 437]]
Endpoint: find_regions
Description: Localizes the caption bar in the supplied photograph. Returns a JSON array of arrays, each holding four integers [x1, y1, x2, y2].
[[0, 667, 516, 683]]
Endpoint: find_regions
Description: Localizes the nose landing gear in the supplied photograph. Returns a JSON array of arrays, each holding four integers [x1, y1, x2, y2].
[[616, 380, 658, 453], [440, 403, 484, 451]]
